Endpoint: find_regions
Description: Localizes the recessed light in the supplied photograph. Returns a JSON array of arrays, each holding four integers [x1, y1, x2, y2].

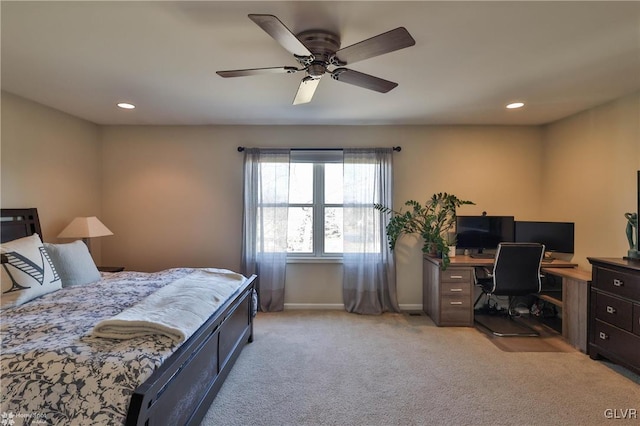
[[117, 102, 135, 109], [506, 102, 524, 109]]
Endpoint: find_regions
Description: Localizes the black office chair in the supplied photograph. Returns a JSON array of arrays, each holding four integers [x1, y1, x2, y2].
[[474, 242, 545, 337]]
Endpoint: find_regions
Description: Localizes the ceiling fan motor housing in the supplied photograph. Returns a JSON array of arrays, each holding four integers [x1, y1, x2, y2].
[[296, 30, 341, 77]]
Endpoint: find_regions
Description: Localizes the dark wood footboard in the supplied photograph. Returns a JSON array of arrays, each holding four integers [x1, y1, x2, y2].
[[126, 274, 257, 426]]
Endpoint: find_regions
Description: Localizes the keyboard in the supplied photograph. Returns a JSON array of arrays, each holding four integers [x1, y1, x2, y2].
[[470, 253, 495, 259]]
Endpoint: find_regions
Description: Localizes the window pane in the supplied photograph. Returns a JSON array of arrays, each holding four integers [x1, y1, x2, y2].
[[325, 207, 343, 253], [256, 206, 289, 253], [287, 207, 313, 253], [324, 163, 343, 204], [289, 163, 313, 203]]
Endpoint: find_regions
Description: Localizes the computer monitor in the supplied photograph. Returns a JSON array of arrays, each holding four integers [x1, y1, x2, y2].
[[514, 221, 575, 253], [455, 216, 515, 253]]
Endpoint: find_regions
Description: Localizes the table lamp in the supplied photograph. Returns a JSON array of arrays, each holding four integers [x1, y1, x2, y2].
[[57, 216, 113, 253]]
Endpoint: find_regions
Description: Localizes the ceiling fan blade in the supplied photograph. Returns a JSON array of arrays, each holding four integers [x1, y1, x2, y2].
[[248, 14, 313, 58], [293, 76, 321, 105], [331, 68, 398, 93], [333, 27, 415, 65], [217, 66, 298, 78]]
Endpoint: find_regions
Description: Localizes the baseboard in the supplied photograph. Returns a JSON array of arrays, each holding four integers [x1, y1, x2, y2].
[[284, 303, 424, 312], [399, 304, 423, 312], [284, 303, 344, 310]]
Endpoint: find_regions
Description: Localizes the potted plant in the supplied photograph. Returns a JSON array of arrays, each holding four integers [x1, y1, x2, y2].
[[374, 192, 474, 269]]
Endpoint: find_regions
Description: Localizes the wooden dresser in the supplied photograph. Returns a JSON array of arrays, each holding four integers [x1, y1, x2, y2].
[[587, 257, 640, 375]]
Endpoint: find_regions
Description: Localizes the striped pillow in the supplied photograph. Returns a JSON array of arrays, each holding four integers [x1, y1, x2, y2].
[[1, 234, 62, 308]]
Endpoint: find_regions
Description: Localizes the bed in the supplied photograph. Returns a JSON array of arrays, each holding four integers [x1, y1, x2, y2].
[[1, 208, 257, 425]]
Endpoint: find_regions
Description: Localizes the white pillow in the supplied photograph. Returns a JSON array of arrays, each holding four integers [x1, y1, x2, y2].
[[44, 241, 101, 287], [1, 234, 62, 308]]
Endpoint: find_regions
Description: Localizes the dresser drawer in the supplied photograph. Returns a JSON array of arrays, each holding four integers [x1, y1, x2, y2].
[[441, 268, 472, 283], [592, 319, 640, 366], [594, 292, 633, 332], [634, 304, 640, 337], [593, 267, 640, 300]]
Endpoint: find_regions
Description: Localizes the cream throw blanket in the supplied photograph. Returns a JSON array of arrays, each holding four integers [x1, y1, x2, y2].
[[92, 268, 246, 342]]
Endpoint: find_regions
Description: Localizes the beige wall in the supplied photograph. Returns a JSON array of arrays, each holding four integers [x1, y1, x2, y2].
[[0, 92, 104, 259], [541, 91, 640, 269], [2, 90, 638, 308], [99, 124, 543, 307]]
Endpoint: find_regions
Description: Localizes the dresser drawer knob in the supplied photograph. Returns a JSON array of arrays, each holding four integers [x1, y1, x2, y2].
[[613, 278, 624, 287], [606, 306, 616, 314], [450, 275, 463, 279], [450, 288, 463, 292], [449, 301, 463, 305], [599, 332, 609, 340]]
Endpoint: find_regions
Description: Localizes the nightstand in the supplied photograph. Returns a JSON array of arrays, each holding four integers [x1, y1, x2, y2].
[[98, 266, 124, 273]]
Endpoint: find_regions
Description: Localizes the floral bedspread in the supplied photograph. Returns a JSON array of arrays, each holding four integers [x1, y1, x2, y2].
[[1, 268, 207, 425]]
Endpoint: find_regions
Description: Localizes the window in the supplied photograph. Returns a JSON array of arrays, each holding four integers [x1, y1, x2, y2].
[[287, 151, 343, 257], [242, 147, 396, 313]]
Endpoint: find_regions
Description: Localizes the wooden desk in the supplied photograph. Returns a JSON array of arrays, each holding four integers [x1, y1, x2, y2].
[[539, 267, 591, 352], [446, 255, 577, 268], [423, 255, 590, 352]]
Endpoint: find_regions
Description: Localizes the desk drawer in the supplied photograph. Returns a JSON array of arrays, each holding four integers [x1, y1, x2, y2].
[[595, 292, 633, 332], [441, 269, 472, 283], [440, 296, 472, 325], [593, 267, 640, 300], [593, 319, 640, 366], [440, 278, 472, 326], [441, 281, 471, 297]]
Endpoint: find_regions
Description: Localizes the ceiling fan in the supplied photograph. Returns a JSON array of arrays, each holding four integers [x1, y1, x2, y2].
[[216, 14, 416, 105]]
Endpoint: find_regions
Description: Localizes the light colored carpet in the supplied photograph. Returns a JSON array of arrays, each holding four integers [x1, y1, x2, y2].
[[200, 310, 639, 426]]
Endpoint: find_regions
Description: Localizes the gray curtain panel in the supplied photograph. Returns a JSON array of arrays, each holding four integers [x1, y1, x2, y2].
[[342, 148, 399, 314], [241, 148, 290, 312]]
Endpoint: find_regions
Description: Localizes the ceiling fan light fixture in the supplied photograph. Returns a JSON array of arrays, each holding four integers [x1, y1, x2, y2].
[[117, 102, 136, 110], [506, 102, 524, 109]]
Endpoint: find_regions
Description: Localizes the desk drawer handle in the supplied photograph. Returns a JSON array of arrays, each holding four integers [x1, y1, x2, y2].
[[449, 288, 463, 292], [613, 279, 624, 287], [606, 306, 616, 314], [599, 332, 609, 340], [449, 301, 463, 305], [449, 275, 464, 279]]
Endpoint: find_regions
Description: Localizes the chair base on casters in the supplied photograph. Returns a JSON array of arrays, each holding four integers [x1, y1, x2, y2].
[[474, 294, 539, 337]]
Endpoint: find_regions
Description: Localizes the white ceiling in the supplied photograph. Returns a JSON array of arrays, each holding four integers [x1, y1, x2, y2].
[[2, 1, 640, 126]]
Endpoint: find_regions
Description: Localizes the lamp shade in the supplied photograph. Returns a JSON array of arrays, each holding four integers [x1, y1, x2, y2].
[[57, 217, 113, 239]]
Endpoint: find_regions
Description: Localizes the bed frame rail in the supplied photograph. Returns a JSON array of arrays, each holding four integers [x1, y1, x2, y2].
[[126, 274, 257, 426]]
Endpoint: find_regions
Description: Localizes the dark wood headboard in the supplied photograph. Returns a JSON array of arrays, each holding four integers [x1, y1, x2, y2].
[[1, 208, 42, 243]]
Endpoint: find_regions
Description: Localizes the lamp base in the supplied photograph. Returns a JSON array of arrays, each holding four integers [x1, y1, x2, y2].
[[82, 237, 93, 254], [624, 249, 640, 260]]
